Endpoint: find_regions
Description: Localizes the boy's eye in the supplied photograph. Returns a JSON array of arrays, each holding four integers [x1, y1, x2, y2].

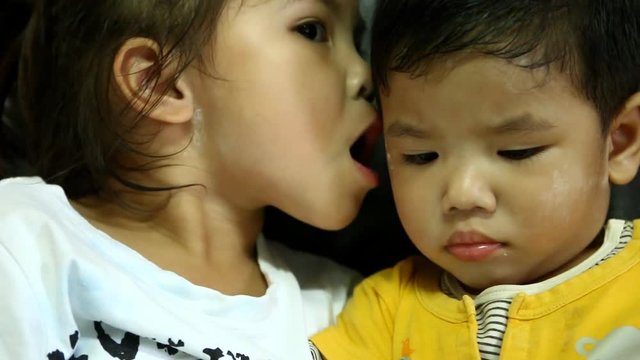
[[295, 21, 328, 42], [402, 152, 439, 165], [498, 146, 547, 161]]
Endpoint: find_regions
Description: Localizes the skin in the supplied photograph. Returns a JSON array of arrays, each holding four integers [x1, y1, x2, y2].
[[74, 0, 377, 296], [382, 56, 615, 292], [188, 0, 377, 230]]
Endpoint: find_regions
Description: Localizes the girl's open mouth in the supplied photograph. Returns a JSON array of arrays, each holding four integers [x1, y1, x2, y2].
[[350, 118, 382, 168]]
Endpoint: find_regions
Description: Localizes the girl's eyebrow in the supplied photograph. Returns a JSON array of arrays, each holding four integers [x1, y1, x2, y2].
[[287, 0, 365, 34], [354, 13, 366, 39], [287, 0, 339, 11], [319, 0, 340, 11]]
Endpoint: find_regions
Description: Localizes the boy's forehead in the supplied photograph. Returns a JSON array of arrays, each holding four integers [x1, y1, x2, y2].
[[385, 52, 513, 84], [382, 53, 579, 98]]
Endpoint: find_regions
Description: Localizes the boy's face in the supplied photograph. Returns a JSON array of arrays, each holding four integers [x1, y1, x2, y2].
[[188, 0, 378, 229], [381, 56, 612, 291]]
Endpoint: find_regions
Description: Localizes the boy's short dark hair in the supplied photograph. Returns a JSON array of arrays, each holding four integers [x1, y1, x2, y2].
[[371, 0, 640, 131]]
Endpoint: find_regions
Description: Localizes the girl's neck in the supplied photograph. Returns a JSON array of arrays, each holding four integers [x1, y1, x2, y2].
[[73, 184, 268, 296]]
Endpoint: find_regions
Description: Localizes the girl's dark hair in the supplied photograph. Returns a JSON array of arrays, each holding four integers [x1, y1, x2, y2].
[[0, 0, 33, 177], [371, 0, 640, 131], [0, 0, 226, 198]]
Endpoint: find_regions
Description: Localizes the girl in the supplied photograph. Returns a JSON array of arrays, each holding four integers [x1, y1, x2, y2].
[[0, 0, 379, 359]]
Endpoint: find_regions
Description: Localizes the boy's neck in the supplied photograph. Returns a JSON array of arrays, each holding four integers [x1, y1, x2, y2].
[[534, 228, 605, 282]]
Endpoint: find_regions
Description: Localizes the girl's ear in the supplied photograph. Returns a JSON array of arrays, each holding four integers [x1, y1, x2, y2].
[[112, 38, 194, 124], [608, 92, 640, 185]]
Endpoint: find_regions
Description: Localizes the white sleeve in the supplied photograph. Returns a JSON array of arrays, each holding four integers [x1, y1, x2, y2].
[[0, 219, 76, 359], [263, 239, 363, 334], [0, 243, 53, 359]]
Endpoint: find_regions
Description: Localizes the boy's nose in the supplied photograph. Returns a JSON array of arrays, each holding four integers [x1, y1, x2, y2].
[[442, 164, 497, 215]]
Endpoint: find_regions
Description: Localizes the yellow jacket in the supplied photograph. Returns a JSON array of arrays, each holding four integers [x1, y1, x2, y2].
[[313, 219, 640, 359]]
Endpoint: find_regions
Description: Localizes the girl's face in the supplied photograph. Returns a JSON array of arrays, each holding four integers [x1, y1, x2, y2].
[[382, 56, 613, 291], [189, 0, 378, 229]]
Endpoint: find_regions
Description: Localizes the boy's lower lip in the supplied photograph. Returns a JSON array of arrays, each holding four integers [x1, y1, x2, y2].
[[446, 243, 503, 262]]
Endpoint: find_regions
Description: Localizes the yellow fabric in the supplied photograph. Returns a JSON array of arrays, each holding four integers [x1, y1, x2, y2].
[[312, 219, 640, 359]]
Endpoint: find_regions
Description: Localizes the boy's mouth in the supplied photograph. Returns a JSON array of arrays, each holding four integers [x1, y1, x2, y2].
[[350, 118, 382, 168]]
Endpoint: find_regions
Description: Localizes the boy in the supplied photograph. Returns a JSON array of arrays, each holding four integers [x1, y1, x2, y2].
[[311, 0, 640, 359]]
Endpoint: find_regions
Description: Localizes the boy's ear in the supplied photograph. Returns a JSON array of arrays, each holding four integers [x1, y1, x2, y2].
[[608, 92, 640, 185], [112, 38, 194, 124]]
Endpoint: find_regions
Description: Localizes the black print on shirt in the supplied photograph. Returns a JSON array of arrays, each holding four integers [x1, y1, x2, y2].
[[94, 321, 140, 360], [203, 348, 225, 359], [157, 338, 185, 355], [45, 324, 259, 359], [225, 351, 250, 360], [202, 348, 250, 360], [47, 350, 89, 360], [46, 330, 88, 360], [47, 350, 67, 360], [70, 330, 80, 349]]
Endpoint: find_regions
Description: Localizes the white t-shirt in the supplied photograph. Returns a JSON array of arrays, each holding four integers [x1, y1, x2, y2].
[[0, 177, 361, 360]]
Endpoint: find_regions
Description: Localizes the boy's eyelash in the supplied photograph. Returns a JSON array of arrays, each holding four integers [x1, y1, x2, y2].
[[401, 146, 546, 165], [402, 152, 439, 165], [295, 20, 328, 42], [498, 146, 547, 161]]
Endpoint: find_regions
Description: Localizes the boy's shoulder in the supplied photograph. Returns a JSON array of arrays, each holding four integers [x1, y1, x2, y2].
[[367, 255, 437, 283], [354, 255, 441, 301]]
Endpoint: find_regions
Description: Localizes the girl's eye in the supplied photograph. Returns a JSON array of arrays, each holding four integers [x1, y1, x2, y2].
[[498, 146, 547, 161], [295, 21, 328, 42], [402, 152, 439, 165]]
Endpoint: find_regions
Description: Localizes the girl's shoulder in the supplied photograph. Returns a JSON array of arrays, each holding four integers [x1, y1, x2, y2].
[[259, 237, 363, 334], [262, 237, 362, 290], [0, 176, 68, 214], [0, 176, 95, 258]]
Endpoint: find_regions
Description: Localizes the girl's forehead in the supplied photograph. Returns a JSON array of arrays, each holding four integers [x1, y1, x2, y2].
[[256, 0, 359, 14], [226, 0, 362, 25]]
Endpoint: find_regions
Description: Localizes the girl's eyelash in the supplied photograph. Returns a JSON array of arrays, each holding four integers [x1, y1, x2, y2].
[[498, 146, 547, 161], [402, 152, 439, 165], [295, 20, 328, 42], [353, 21, 365, 50]]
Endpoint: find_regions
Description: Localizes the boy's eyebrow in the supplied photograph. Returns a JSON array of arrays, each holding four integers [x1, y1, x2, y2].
[[490, 114, 557, 135], [385, 120, 429, 139], [385, 113, 556, 139]]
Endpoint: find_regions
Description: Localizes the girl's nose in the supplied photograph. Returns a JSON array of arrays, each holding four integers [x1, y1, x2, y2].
[[346, 50, 373, 101]]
